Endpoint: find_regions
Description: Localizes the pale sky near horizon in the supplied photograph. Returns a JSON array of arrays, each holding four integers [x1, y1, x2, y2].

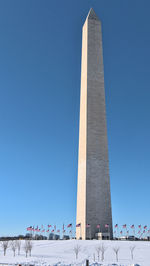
[[0, 0, 150, 236]]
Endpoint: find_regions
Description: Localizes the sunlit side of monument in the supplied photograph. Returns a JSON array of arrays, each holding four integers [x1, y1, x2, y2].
[[76, 8, 113, 240]]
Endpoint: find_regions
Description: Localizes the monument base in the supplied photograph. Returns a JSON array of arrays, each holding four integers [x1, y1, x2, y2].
[[95, 232, 110, 240]]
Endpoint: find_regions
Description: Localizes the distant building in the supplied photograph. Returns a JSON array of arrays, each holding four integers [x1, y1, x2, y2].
[[34, 234, 47, 240], [63, 235, 69, 240], [49, 233, 55, 240], [49, 233, 60, 240]]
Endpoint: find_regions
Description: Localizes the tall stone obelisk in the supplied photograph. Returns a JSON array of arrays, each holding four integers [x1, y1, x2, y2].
[[76, 8, 113, 240]]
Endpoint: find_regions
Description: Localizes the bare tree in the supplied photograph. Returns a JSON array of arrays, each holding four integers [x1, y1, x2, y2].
[[100, 244, 107, 262], [73, 245, 81, 259], [93, 253, 95, 262], [16, 240, 21, 255], [113, 246, 120, 262], [24, 240, 29, 257], [1, 241, 9, 256], [130, 245, 136, 260], [95, 246, 101, 261], [27, 240, 33, 256], [11, 240, 17, 257]]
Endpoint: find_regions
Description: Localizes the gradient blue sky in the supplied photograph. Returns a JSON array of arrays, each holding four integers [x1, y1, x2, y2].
[[0, 0, 150, 236]]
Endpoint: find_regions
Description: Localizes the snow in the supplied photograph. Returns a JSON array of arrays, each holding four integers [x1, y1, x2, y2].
[[0, 240, 149, 266]]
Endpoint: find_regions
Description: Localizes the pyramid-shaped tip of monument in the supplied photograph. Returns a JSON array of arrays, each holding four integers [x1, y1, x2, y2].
[[87, 8, 100, 21]]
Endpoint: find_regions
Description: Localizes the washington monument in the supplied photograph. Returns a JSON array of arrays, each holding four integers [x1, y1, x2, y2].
[[76, 8, 113, 240]]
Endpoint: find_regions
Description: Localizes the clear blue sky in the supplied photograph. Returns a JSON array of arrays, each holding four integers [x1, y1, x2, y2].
[[0, 0, 150, 236]]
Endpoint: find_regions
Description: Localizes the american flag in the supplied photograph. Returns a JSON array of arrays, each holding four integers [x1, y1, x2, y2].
[[122, 224, 127, 228], [69, 230, 72, 233], [143, 230, 145, 233], [57, 230, 60, 233], [105, 224, 109, 228], [76, 223, 81, 227], [144, 225, 147, 229], [120, 231, 123, 234], [131, 224, 134, 229], [138, 230, 141, 234], [46, 229, 49, 233], [35, 226, 38, 231], [27, 226, 32, 231], [48, 224, 51, 228], [115, 224, 118, 228], [97, 224, 100, 228], [138, 225, 141, 228], [42, 229, 45, 233], [67, 223, 72, 228], [63, 230, 65, 233], [51, 229, 54, 233], [86, 224, 90, 228]]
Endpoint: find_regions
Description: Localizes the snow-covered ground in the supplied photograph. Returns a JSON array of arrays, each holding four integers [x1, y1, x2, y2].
[[0, 239, 149, 266]]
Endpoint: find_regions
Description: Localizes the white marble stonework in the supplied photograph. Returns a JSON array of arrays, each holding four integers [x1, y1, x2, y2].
[[76, 8, 113, 240]]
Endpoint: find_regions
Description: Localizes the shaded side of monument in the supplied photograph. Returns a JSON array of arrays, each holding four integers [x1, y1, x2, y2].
[[76, 8, 113, 240]]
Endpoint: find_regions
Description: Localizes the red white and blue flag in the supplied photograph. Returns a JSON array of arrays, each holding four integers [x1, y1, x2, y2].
[[76, 223, 81, 227], [131, 224, 134, 229], [86, 224, 90, 228], [105, 224, 109, 228], [122, 224, 127, 228], [67, 223, 72, 228], [27, 226, 32, 231], [48, 224, 52, 228], [115, 224, 118, 228]]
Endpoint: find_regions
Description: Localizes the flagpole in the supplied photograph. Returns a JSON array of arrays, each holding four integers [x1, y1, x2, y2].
[[108, 225, 109, 240], [126, 226, 128, 238], [70, 230, 72, 240], [62, 224, 64, 240], [90, 226, 91, 240]]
